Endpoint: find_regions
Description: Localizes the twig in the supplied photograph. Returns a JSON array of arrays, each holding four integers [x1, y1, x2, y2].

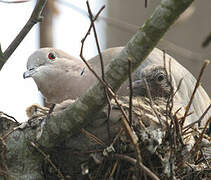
[[181, 60, 210, 127], [189, 116, 211, 155], [143, 79, 163, 126], [121, 116, 142, 178], [108, 160, 118, 179], [81, 128, 106, 147], [183, 103, 211, 130], [80, 2, 130, 126], [0, 0, 29, 3], [0, 0, 47, 69], [172, 78, 183, 99], [168, 57, 184, 147], [0, 111, 19, 124], [202, 32, 211, 48], [112, 154, 160, 180], [31, 142, 65, 180], [144, 0, 148, 8], [128, 57, 133, 125], [111, 128, 124, 145], [162, 50, 166, 70], [86, 1, 112, 142], [80, 43, 130, 127], [167, 58, 174, 113]]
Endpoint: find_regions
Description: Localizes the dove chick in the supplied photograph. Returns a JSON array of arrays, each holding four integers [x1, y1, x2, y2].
[[132, 66, 173, 99]]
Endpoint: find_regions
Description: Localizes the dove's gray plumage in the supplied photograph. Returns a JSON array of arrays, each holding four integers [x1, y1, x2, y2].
[[24, 47, 210, 128], [23, 47, 125, 104]]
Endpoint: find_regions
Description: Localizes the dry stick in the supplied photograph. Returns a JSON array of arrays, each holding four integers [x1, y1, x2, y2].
[[199, 149, 211, 168], [0, 0, 47, 68], [81, 128, 106, 147], [121, 116, 142, 179], [111, 128, 124, 145], [86, 2, 112, 141], [183, 103, 211, 131], [162, 50, 171, 124], [172, 78, 183, 100], [144, 0, 148, 8], [30, 142, 65, 180], [143, 79, 163, 126], [112, 154, 160, 180], [128, 58, 133, 125], [202, 32, 211, 48], [167, 58, 174, 114], [168, 58, 184, 147], [109, 160, 118, 179], [80, 22, 149, 179], [162, 54, 182, 178], [188, 116, 211, 156], [0, 0, 29, 3], [80, 3, 155, 178], [181, 60, 210, 127], [0, 111, 19, 124], [80, 45, 129, 124], [80, 6, 130, 128], [162, 50, 166, 70]]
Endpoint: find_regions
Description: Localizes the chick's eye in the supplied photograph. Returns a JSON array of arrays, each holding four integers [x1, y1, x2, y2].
[[48, 53, 56, 60], [157, 74, 164, 82]]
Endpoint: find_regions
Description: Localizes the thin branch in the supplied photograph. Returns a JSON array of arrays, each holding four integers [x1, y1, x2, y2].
[[81, 128, 106, 147], [145, 0, 148, 8], [121, 116, 143, 179], [181, 60, 210, 127], [0, 0, 47, 69], [86, 1, 112, 142], [112, 154, 160, 180], [188, 116, 211, 155], [143, 79, 163, 126], [0, 111, 19, 124], [80, 2, 130, 126], [0, 0, 29, 3], [183, 103, 211, 130], [202, 32, 211, 48], [128, 57, 133, 125], [31, 142, 65, 180]]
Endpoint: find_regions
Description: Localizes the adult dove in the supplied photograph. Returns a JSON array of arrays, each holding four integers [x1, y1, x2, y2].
[[23, 48, 123, 104], [23, 47, 210, 128]]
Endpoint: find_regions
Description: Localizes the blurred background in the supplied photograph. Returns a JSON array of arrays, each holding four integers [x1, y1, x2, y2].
[[0, 0, 210, 121]]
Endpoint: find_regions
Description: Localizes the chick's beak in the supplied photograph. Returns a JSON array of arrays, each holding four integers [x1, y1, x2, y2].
[[132, 79, 144, 88], [23, 68, 36, 79]]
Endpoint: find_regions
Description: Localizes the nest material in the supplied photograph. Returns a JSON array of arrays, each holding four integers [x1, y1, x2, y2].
[[30, 96, 210, 180]]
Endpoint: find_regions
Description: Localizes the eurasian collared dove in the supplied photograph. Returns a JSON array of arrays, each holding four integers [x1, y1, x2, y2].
[[23, 47, 123, 104], [23, 47, 210, 128]]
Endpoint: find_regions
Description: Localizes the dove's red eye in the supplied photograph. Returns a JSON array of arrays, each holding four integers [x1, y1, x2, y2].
[[48, 53, 56, 60]]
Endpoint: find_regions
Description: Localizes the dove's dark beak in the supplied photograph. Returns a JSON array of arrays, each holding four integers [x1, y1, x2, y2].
[[23, 68, 36, 79]]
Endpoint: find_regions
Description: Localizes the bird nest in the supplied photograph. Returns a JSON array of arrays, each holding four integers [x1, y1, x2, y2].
[[76, 97, 210, 180], [37, 96, 210, 180]]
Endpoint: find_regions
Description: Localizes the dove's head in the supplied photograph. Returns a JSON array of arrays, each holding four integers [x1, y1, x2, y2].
[[23, 48, 80, 79], [132, 66, 173, 99], [23, 48, 85, 103]]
